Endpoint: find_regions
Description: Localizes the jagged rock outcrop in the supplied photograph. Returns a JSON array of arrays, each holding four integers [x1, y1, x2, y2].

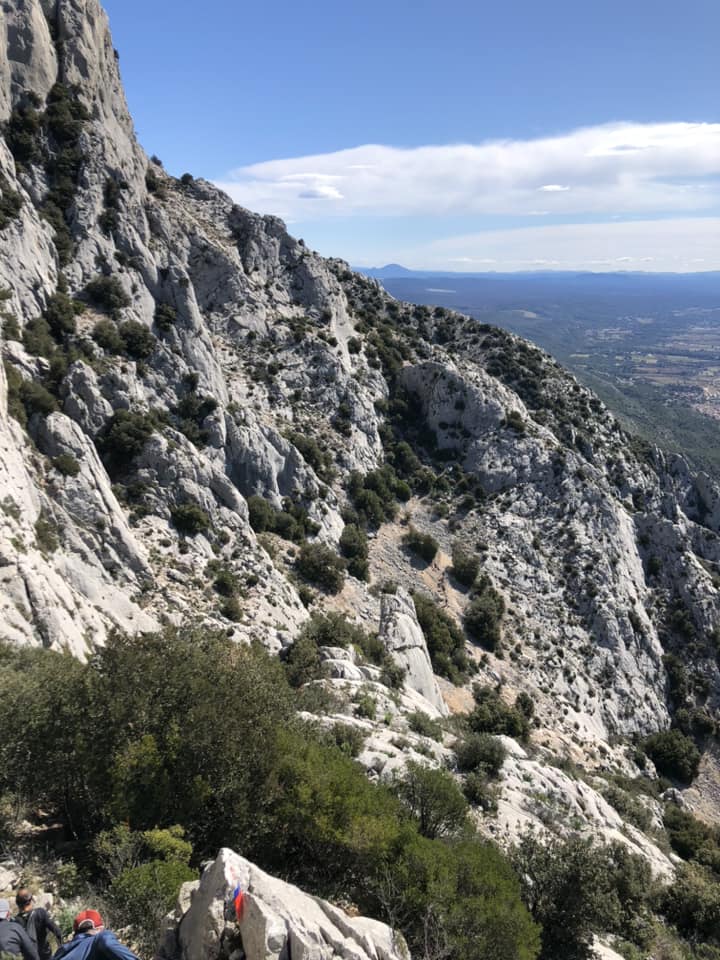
[[379, 587, 448, 715], [165, 848, 408, 960]]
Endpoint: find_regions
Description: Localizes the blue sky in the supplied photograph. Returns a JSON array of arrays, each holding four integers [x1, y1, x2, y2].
[[103, 0, 720, 271]]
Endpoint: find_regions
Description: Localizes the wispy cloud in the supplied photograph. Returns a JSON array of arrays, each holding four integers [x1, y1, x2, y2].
[[216, 122, 720, 220]]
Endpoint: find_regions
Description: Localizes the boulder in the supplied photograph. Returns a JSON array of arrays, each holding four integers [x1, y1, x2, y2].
[[167, 848, 408, 960]]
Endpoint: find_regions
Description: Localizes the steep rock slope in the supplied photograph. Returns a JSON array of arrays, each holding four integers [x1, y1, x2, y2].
[[2, 0, 720, 864]]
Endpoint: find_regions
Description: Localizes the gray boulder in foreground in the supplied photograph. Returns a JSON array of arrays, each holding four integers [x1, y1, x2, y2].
[[166, 847, 408, 960]]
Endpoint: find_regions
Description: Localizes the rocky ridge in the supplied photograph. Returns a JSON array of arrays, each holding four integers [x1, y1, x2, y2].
[[2, 0, 720, 874]]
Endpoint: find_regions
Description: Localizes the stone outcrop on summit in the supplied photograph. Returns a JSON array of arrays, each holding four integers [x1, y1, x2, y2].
[[3, 0, 720, 868]]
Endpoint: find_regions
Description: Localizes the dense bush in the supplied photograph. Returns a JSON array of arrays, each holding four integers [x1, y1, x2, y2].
[[296, 542, 346, 593], [662, 864, 720, 945], [118, 320, 156, 360], [468, 685, 530, 741], [84, 276, 130, 317], [348, 465, 409, 528], [663, 805, 720, 869], [339, 523, 369, 580], [513, 832, 653, 960], [170, 502, 211, 536], [394, 761, 468, 839], [402, 525, 439, 564], [246, 494, 319, 542], [0, 171, 23, 229], [412, 591, 470, 683], [44, 288, 85, 338], [286, 431, 336, 483], [154, 303, 177, 331], [52, 453, 81, 477], [92, 318, 124, 352], [456, 732, 507, 777], [407, 710, 443, 741], [644, 729, 701, 783], [97, 410, 158, 475], [450, 541, 480, 586], [464, 579, 505, 652]]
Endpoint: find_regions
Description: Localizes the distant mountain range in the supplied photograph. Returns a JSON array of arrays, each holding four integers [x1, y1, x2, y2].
[[355, 264, 720, 295]]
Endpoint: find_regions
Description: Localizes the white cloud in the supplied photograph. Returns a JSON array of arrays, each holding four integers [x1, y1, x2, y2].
[[215, 121, 720, 220], [396, 218, 720, 272]]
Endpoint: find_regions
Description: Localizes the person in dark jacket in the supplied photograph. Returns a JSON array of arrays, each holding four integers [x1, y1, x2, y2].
[[0, 899, 39, 960], [51, 911, 139, 960], [13, 890, 63, 960]]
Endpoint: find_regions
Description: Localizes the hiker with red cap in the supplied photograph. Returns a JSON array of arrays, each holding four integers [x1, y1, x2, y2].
[[52, 911, 139, 960]]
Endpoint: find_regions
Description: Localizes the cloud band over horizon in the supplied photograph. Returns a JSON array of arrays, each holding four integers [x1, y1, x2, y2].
[[215, 121, 720, 271]]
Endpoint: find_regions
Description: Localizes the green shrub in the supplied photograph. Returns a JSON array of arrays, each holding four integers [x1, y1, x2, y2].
[[644, 729, 700, 783], [35, 511, 60, 553], [19, 380, 58, 418], [287, 431, 336, 483], [412, 592, 470, 683], [513, 833, 653, 960], [0, 171, 22, 229], [154, 303, 177, 331], [97, 410, 157, 474], [602, 784, 652, 832], [284, 633, 324, 688], [170, 503, 211, 537], [22, 316, 55, 358], [109, 859, 195, 950], [92, 318, 125, 352], [464, 580, 505, 652], [339, 523, 369, 580], [394, 761, 468, 840], [247, 494, 277, 533], [407, 711, 443, 741], [663, 805, 720, 866], [456, 733, 507, 777], [403, 526, 439, 563], [84, 276, 130, 317], [44, 289, 84, 338], [246, 494, 318, 542], [348, 466, 407, 528], [299, 612, 371, 650], [355, 691, 377, 720], [327, 722, 366, 758], [450, 542, 480, 586], [52, 453, 81, 477], [468, 685, 529, 741], [296, 542, 345, 593], [118, 320, 156, 360], [662, 864, 720, 945], [504, 410, 526, 433]]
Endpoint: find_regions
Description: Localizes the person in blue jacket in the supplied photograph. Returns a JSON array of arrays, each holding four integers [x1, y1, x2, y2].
[[52, 911, 139, 960]]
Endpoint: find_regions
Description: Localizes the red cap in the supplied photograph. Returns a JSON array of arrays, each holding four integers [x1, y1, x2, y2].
[[73, 910, 104, 933]]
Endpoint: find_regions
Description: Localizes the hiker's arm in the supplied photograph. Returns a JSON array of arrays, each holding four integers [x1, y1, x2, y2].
[[42, 911, 63, 945]]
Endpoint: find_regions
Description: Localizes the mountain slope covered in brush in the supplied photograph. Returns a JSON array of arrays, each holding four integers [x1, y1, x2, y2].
[[3, 3, 720, 959]]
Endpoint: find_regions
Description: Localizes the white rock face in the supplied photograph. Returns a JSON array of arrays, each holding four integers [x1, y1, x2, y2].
[[379, 587, 448, 715], [168, 848, 408, 960]]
